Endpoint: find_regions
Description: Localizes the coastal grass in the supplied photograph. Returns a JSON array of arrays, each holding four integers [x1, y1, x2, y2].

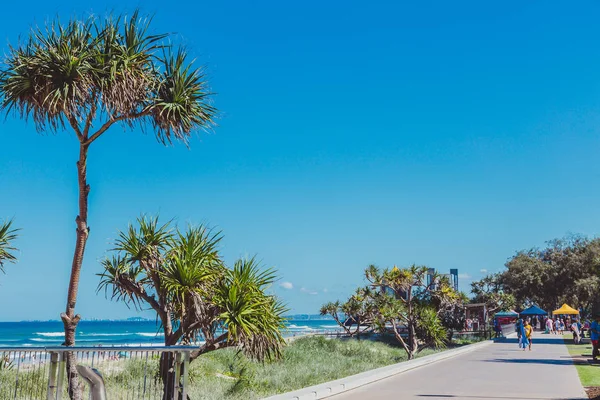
[[0, 335, 483, 400], [189, 335, 429, 399], [187, 335, 482, 399], [562, 334, 600, 388]]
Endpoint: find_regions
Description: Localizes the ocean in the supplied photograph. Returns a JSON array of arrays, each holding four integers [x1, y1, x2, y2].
[[0, 318, 341, 348]]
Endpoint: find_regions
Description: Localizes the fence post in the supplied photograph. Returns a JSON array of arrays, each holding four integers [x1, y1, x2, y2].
[[173, 352, 182, 396], [13, 351, 22, 400], [47, 352, 59, 400], [181, 351, 190, 400], [56, 352, 66, 399]]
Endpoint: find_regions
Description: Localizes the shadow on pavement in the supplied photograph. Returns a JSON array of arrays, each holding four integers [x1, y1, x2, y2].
[[560, 354, 599, 364], [484, 358, 580, 366], [494, 338, 571, 345]]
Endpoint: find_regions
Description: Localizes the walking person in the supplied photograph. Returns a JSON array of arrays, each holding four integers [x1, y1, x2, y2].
[[493, 319, 501, 338], [517, 318, 524, 347], [571, 319, 582, 344], [518, 319, 529, 350], [523, 320, 533, 351], [591, 315, 600, 362], [545, 317, 553, 334]]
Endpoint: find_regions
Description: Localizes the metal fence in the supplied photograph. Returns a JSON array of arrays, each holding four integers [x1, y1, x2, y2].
[[0, 346, 197, 400], [500, 323, 517, 337], [453, 323, 517, 340]]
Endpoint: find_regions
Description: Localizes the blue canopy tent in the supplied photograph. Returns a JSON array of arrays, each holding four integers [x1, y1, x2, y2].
[[519, 305, 547, 316], [494, 311, 519, 317]]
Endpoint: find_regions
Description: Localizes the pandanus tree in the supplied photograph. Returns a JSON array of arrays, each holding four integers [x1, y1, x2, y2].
[[321, 264, 458, 359], [98, 216, 286, 399], [320, 287, 379, 338], [0, 12, 216, 398], [365, 264, 457, 359], [0, 219, 19, 271]]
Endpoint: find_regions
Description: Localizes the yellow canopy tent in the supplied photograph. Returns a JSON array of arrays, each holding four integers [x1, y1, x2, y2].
[[552, 304, 579, 315]]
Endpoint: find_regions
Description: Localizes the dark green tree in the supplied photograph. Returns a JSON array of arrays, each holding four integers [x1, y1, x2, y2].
[[471, 273, 516, 319], [503, 236, 600, 312]]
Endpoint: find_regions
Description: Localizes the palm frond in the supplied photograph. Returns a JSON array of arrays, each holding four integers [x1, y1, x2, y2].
[[95, 10, 166, 118], [0, 17, 98, 131], [0, 220, 19, 272], [97, 255, 146, 309], [215, 257, 287, 361], [99, 217, 286, 359], [160, 224, 224, 303], [415, 306, 447, 350], [114, 215, 174, 261], [0, 11, 217, 144], [149, 48, 216, 144]]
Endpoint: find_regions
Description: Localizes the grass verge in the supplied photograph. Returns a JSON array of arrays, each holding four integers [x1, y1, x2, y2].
[[562, 334, 600, 399]]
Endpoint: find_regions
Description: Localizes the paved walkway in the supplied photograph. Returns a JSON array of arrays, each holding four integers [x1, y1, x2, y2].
[[332, 334, 587, 400]]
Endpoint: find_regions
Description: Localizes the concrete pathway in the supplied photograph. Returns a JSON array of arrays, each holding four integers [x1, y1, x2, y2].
[[331, 334, 587, 400]]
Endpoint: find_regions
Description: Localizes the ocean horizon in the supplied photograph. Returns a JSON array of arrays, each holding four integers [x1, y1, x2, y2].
[[0, 316, 340, 348]]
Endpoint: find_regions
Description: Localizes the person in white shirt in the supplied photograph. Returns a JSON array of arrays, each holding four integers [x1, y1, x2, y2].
[[545, 317, 553, 334]]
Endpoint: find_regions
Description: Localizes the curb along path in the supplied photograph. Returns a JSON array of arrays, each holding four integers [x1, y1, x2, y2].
[[263, 339, 493, 400]]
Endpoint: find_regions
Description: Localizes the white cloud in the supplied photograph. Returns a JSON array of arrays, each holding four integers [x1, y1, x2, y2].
[[323, 288, 328, 293], [279, 282, 293, 290], [480, 269, 488, 274], [300, 287, 318, 295], [458, 273, 472, 280]]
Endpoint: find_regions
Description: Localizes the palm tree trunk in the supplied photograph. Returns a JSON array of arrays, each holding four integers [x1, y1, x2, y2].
[[161, 332, 177, 400], [408, 322, 418, 360], [407, 292, 416, 360], [60, 143, 91, 400], [160, 352, 176, 400]]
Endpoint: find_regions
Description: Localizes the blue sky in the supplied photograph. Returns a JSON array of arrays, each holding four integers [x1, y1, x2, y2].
[[2, 1, 600, 321]]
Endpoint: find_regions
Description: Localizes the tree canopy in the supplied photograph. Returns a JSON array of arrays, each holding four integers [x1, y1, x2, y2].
[[366, 265, 458, 358], [320, 287, 379, 338], [98, 216, 286, 361], [322, 264, 462, 360], [502, 236, 600, 313], [0, 11, 215, 143], [470, 273, 516, 315]]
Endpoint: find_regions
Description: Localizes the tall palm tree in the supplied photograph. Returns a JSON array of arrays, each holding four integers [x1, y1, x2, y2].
[[0, 219, 18, 270], [0, 12, 216, 399], [98, 216, 286, 399]]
